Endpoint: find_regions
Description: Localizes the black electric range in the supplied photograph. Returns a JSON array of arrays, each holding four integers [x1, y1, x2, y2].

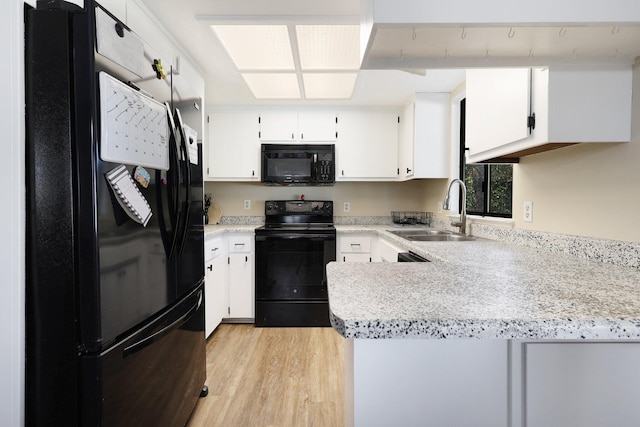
[[254, 201, 336, 327]]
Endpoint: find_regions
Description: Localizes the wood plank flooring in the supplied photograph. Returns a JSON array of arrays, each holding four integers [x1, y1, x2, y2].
[[186, 324, 345, 427]]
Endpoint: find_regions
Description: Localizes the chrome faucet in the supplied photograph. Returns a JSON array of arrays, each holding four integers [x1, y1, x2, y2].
[[443, 179, 467, 235]]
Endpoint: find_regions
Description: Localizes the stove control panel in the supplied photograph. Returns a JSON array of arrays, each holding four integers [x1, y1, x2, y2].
[[265, 200, 333, 216]]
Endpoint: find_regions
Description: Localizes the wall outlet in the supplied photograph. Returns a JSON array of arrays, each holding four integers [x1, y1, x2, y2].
[[523, 200, 533, 222], [243, 199, 251, 210], [343, 202, 351, 212], [437, 201, 443, 214]]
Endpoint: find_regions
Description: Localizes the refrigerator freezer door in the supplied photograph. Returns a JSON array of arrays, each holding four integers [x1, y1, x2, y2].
[[81, 284, 206, 426]]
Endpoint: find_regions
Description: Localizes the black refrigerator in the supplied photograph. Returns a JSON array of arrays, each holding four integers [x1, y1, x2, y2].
[[25, 1, 206, 425]]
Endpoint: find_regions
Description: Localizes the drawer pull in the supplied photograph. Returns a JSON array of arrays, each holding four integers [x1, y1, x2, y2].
[[350, 243, 361, 247]]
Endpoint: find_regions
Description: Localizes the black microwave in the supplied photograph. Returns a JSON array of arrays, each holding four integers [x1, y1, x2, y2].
[[261, 144, 335, 185]]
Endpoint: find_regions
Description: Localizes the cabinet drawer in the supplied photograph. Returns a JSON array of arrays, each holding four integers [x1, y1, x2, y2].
[[339, 236, 371, 253], [228, 235, 253, 253], [205, 236, 223, 261]]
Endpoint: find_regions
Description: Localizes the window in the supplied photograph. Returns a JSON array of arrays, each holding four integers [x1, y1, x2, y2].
[[460, 99, 513, 218]]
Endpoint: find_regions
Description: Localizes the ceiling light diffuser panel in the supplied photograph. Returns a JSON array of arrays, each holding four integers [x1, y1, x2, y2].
[[296, 25, 360, 70], [242, 73, 301, 99], [210, 25, 294, 70], [303, 73, 358, 99]]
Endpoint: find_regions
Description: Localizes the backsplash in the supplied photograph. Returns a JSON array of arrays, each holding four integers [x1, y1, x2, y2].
[[461, 220, 640, 270]]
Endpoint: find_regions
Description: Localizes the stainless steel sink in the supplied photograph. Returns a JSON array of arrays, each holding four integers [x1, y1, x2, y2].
[[387, 229, 476, 242]]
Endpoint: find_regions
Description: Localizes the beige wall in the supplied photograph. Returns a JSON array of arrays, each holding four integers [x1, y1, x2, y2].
[[512, 62, 640, 243], [205, 180, 448, 217]]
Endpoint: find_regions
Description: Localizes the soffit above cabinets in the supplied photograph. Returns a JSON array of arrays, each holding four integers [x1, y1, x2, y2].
[[361, 25, 640, 70], [360, 0, 640, 71]]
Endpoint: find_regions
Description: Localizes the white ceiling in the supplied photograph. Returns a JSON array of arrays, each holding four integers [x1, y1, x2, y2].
[[138, 0, 466, 108]]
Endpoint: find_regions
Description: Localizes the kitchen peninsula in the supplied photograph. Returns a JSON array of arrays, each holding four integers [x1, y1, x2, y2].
[[327, 232, 640, 427]]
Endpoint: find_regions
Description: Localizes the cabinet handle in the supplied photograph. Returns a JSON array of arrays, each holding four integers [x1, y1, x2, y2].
[[350, 243, 361, 248], [343, 256, 346, 262], [207, 265, 213, 271], [291, 133, 295, 139], [245, 255, 248, 262], [341, 170, 345, 176], [252, 170, 255, 176], [406, 168, 412, 173]]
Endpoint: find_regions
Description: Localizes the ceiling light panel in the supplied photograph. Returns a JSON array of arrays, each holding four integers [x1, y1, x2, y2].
[[210, 25, 294, 70], [296, 25, 360, 70], [303, 73, 358, 99], [242, 73, 300, 99]]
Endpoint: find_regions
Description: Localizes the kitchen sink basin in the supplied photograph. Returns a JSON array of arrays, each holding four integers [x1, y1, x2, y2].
[[387, 229, 476, 242]]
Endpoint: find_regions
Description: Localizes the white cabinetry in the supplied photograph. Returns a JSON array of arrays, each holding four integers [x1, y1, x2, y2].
[[207, 112, 260, 180], [259, 111, 337, 142], [377, 237, 402, 262], [348, 339, 509, 427], [338, 234, 374, 263], [520, 342, 640, 427], [204, 236, 227, 337], [466, 66, 632, 163], [398, 93, 450, 180], [227, 233, 254, 319], [337, 112, 399, 180]]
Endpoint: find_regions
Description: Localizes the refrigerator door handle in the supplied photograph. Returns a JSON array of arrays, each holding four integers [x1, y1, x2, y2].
[[174, 108, 192, 256], [123, 290, 202, 358], [163, 102, 182, 260]]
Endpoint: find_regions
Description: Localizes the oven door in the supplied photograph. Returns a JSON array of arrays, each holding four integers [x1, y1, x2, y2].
[[255, 232, 336, 301]]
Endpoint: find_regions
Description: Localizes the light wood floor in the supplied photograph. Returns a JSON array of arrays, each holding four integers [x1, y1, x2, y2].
[[186, 324, 345, 427]]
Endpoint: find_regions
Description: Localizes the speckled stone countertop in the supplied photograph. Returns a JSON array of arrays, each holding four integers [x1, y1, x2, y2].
[[204, 224, 260, 236], [328, 227, 640, 340]]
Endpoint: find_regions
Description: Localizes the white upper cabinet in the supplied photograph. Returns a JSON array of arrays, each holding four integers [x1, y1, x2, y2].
[[298, 112, 338, 142], [259, 111, 337, 142], [466, 68, 531, 158], [259, 112, 298, 141], [337, 111, 399, 180], [466, 66, 632, 163], [399, 93, 450, 180], [207, 112, 260, 180], [126, 1, 174, 69]]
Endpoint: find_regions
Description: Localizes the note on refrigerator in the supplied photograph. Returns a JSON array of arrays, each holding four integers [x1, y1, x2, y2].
[[106, 165, 152, 227]]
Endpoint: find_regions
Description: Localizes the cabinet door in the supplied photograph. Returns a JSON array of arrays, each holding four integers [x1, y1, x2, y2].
[[466, 68, 531, 157], [524, 342, 640, 427], [337, 112, 399, 180], [342, 253, 371, 263], [228, 253, 254, 318], [298, 112, 337, 142], [398, 103, 415, 180], [207, 112, 260, 180], [259, 112, 298, 141], [205, 253, 228, 337], [413, 93, 450, 178]]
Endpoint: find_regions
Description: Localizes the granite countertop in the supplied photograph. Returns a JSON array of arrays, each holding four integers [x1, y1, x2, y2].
[[328, 227, 640, 340], [204, 224, 260, 236]]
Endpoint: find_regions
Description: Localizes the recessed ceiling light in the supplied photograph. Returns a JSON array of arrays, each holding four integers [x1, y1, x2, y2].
[[241, 73, 300, 99], [210, 25, 294, 70], [296, 25, 360, 70], [303, 73, 358, 99]]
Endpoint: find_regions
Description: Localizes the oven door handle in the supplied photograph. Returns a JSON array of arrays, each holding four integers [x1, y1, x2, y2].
[[256, 233, 335, 241]]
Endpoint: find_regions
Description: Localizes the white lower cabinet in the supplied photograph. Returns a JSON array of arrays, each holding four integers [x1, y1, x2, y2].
[[204, 232, 255, 337], [518, 342, 640, 427], [204, 236, 227, 338], [377, 238, 402, 262], [227, 233, 254, 319], [348, 339, 509, 427], [338, 233, 374, 263]]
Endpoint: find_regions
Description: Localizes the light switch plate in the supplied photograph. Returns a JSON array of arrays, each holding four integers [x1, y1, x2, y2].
[[523, 200, 533, 222]]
